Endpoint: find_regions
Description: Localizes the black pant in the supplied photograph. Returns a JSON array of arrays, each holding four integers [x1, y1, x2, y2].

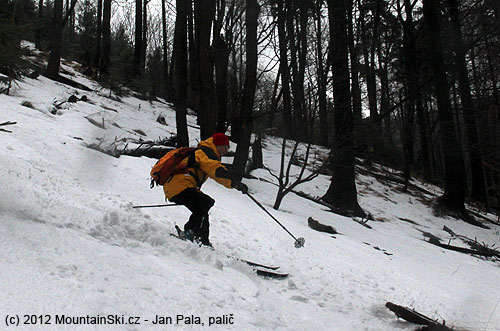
[[170, 188, 215, 243]]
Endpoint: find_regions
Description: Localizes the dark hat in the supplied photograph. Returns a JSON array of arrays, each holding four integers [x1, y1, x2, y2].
[[212, 133, 230, 147]]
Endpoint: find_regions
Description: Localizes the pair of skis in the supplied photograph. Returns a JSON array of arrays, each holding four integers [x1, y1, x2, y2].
[[171, 226, 288, 279]]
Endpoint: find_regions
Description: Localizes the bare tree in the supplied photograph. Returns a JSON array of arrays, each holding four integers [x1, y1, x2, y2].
[[99, 0, 111, 77], [35, 0, 43, 49], [423, 0, 466, 211], [447, 0, 487, 201], [315, 0, 328, 147], [195, 0, 217, 139], [173, 0, 189, 146], [45, 0, 63, 78], [232, 0, 260, 175], [322, 0, 364, 217], [214, 0, 229, 133], [133, 0, 143, 78], [161, 0, 171, 101], [93, 0, 102, 72]]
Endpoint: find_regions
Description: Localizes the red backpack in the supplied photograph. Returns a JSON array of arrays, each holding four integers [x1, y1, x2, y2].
[[150, 147, 198, 188]]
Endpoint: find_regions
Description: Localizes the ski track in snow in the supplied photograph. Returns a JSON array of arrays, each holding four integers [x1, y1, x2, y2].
[[1, 46, 500, 330]]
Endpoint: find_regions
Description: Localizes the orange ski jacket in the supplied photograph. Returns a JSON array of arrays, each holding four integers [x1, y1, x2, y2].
[[163, 137, 236, 200]]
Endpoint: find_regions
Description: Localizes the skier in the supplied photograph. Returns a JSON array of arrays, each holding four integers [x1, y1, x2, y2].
[[164, 133, 248, 246]]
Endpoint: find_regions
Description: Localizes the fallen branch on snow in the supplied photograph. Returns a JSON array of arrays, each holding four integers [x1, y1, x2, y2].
[[0, 121, 17, 133], [385, 302, 453, 330]]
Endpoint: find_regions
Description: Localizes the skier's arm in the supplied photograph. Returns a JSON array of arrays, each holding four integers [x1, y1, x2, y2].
[[196, 150, 235, 188]]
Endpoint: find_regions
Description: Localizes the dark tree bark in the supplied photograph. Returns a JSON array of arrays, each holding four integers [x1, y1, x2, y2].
[[188, 0, 199, 113], [294, 0, 309, 140], [359, 0, 380, 157], [45, 0, 63, 79], [35, 0, 43, 49], [214, 33, 229, 133], [173, 0, 189, 147], [93, 0, 103, 72], [285, 0, 306, 140], [316, 0, 328, 147], [99, 0, 111, 77], [232, 0, 259, 175], [322, 0, 364, 217], [448, 0, 486, 201], [161, 0, 171, 101], [277, 0, 293, 137], [142, 0, 148, 73], [398, 0, 419, 186], [423, 0, 466, 210], [214, 0, 228, 133], [267, 69, 281, 128], [195, 0, 217, 139], [133, 0, 143, 79], [347, 0, 363, 146], [376, 34, 394, 149]]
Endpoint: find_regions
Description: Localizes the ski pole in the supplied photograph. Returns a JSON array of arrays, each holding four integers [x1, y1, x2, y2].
[[245, 192, 305, 248], [132, 204, 178, 209]]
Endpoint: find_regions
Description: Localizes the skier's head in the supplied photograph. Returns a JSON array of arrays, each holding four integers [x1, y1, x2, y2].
[[212, 133, 230, 156]]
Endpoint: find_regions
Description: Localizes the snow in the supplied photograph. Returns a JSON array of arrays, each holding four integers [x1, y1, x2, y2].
[[1, 48, 500, 331]]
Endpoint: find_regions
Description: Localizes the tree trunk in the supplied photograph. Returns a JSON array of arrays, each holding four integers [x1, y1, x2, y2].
[[94, 0, 102, 72], [99, 0, 111, 77], [400, 0, 418, 186], [286, 1, 299, 139], [359, 0, 379, 157], [35, 0, 43, 50], [316, 0, 328, 147], [448, 0, 486, 201], [161, 0, 171, 101], [232, 0, 259, 175], [188, 1, 199, 114], [322, 0, 364, 217], [174, 0, 189, 147], [214, 33, 229, 133], [423, 0, 466, 210], [196, 0, 216, 139], [347, 0, 363, 149], [142, 0, 148, 74], [214, 0, 228, 133], [267, 69, 281, 128], [377, 39, 395, 151], [228, 54, 239, 138], [133, 0, 143, 79], [295, 1, 309, 140], [277, 0, 293, 137], [45, 0, 63, 79]]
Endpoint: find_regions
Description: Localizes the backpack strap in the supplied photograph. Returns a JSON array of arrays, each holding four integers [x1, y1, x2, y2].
[[199, 146, 219, 161], [186, 146, 217, 189]]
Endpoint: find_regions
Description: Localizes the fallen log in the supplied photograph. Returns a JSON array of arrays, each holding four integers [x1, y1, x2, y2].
[[307, 217, 337, 234], [443, 225, 500, 258], [386, 302, 452, 331], [428, 237, 499, 258], [122, 146, 174, 159], [43, 73, 91, 91], [468, 209, 500, 226]]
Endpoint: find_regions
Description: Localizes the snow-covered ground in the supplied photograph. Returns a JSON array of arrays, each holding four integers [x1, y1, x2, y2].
[[1, 47, 500, 331]]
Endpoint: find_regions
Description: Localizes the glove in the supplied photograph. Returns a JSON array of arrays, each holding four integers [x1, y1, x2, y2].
[[236, 182, 248, 194]]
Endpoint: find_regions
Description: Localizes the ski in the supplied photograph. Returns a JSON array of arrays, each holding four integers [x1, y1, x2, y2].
[[170, 226, 287, 279], [234, 258, 280, 271], [255, 269, 289, 279], [172, 225, 280, 270]]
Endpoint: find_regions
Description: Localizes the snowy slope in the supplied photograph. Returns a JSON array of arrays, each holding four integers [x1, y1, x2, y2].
[[1, 47, 500, 331]]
